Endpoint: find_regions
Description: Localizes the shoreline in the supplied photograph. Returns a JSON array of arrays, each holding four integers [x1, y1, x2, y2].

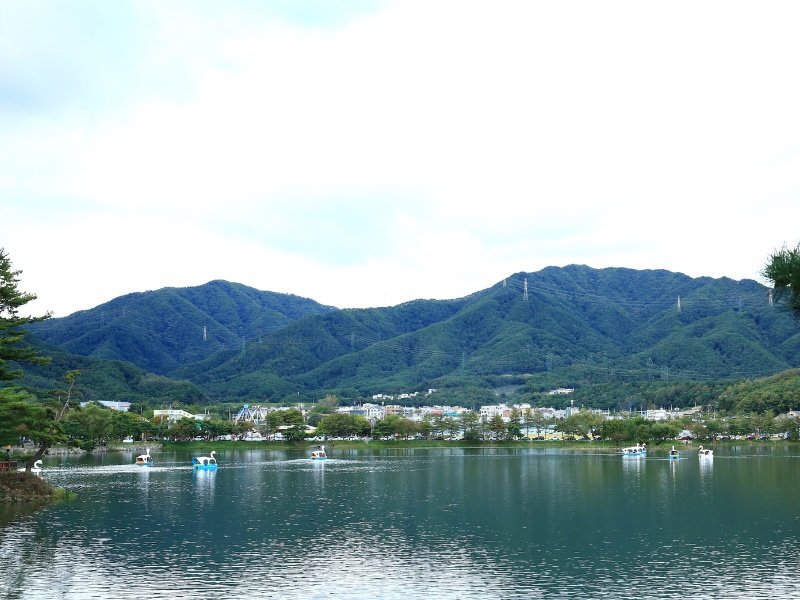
[[160, 438, 796, 451], [0, 472, 74, 503]]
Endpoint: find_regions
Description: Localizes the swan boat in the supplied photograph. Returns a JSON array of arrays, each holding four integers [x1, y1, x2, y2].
[[18, 459, 43, 474], [135, 448, 153, 466], [698, 446, 714, 457], [310, 445, 328, 460], [192, 450, 218, 470], [621, 443, 647, 456]]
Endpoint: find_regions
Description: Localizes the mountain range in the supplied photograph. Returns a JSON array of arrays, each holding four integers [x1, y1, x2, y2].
[[17, 265, 800, 409]]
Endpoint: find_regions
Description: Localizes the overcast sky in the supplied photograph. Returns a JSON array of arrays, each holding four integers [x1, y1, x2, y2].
[[2, 1, 799, 317]]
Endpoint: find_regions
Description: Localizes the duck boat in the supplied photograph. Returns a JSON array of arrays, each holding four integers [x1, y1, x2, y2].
[[135, 448, 153, 466], [192, 450, 218, 470], [668, 446, 680, 459], [621, 443, 646, 456], [310, 445, 327, 460]]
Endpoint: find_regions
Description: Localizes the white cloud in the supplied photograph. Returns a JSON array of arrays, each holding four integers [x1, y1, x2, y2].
[[2, 0, 800, 316]]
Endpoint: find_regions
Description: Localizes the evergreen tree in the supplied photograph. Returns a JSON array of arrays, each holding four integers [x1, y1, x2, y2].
[[0, 248, 50, 380], [0, 250, 63, 472], [763, 242, 800, 315]]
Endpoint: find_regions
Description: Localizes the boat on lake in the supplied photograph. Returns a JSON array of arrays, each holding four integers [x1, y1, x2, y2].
[[17, 459, 43, 474], [698, 446, 713, 457], [192, 450, 218, 470], [135, 448, 153, 466], [668, 446, 680, 458], [310, 445, 327, 460], [621, 443, 647, 456]]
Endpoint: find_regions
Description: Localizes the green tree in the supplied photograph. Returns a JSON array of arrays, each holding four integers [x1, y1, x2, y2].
[[703, 419, 727, 441], [373, 414, 412, 438], [199, 418, 230, 441], [486, 415, 506, 440], [275, 408, 306, 441], [0, 387, 43, 446], [442, 417, 458, 440], [557, 412, 604, 439], [265, 411, 285, 440], [318, 413, 370, 438], [763, 242, 800, 315], [729, 416, 753, 438], [600, 417, 632, 443], [0, 248, 50, 381], [110, 410, 154, 441], [307, 395, 338, 426], [416, 416, 432, 440], [530, 411, 549, 439], [0, 387, 67, 471], [648, 420, 682, 442], [167, 418, 200, 441], [63, 403, 113, 451], [460, 411, 481, 441], [775, 416, 799, 440], [507, 409, 523, 440]]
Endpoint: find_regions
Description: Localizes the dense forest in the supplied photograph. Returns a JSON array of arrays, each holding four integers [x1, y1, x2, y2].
[[8, 265, 799, 415]]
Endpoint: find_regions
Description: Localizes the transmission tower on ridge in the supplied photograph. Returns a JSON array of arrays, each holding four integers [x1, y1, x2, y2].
[[523, 277, 528, 301]]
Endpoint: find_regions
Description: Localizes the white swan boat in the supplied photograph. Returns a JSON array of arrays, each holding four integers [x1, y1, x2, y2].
[[18, 459, 43, 474], [135, 448, 153, 466], [310, 445, 328, 460], [192, 450, 218, 470], [621, 443, 646, 456], [698, 446, 714, 457]]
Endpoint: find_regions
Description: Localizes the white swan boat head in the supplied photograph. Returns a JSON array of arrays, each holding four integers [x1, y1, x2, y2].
[[192, 450, 218, 469]]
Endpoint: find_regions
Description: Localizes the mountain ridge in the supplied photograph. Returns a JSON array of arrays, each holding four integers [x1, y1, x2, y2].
[[21, 265, 799, 407]]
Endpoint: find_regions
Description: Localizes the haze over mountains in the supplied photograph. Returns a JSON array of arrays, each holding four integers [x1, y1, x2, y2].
[[20, 265, 800, 408]]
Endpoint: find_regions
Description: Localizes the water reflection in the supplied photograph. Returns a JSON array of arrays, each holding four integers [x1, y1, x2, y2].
[[621, 455, 645, 478], [2, 446, 800, 599], [192, 468, 216, 508], [699, 455, 714, 477]]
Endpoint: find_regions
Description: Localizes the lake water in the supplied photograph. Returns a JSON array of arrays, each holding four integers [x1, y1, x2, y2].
[[1, 445, 799, 599]]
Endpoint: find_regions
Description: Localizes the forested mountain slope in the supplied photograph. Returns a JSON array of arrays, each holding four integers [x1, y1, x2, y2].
[[178, 266, 796, 401], [29, 280, 335, 375], [22, 266, 799, 404]]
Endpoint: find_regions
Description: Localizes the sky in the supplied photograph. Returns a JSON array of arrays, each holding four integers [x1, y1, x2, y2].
[[2, 0, 800, 318]]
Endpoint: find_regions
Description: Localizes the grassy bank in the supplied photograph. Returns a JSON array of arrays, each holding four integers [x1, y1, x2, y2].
[[0, 472, 75, 503]]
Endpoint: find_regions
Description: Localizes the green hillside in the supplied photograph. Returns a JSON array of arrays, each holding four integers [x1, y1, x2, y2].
[[16, 266, 800, 408], [9, 343, 208, 407], [29, 280, 334, 374]]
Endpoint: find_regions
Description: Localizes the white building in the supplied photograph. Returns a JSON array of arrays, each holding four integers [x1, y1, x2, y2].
[[153, 409, 207, 422], [548, 388, 575, 395], [80, 400, 131, 412]]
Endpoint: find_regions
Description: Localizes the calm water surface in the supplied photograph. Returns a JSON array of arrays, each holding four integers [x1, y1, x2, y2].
[[1, 445, 799, 599]]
